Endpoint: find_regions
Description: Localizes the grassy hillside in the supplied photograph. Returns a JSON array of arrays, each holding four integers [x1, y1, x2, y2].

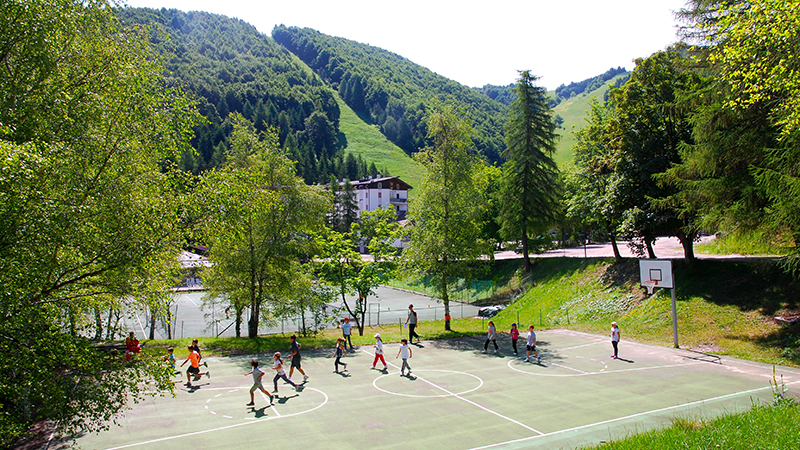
[[552, 73, 630, 166], [490, 257, 800, 367], [391, 256, 800, 368], [336, 94, 425, 193]]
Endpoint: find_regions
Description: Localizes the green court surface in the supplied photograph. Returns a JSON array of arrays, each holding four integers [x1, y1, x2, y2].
[[63, 330, 800, 450]]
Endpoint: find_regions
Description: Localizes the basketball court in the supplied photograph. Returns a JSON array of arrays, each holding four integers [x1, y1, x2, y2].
[[59, 329, 800, 450]]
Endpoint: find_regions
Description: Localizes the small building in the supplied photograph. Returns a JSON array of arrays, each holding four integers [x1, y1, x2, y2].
[[351, 175, 413, 220]]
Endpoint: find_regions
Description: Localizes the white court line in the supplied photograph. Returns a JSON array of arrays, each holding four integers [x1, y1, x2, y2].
[[361, 349, 543, 435], [558, 341, 606, 351], [259, 391, 281, 417], [467, 380, 800, 450], [183, 294, 199, 307], [509, 359, 706, 377], [134, 313, 146, 337], [547, 362, 588, 374], [104, 388, 328, 449]]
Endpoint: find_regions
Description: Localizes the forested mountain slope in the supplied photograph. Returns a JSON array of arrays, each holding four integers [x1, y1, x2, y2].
[[552, 72, 630, 166], [272, 26, 509, 164], [119, 8, 377, 183]]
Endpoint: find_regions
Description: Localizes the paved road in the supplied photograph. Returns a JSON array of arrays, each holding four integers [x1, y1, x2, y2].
[[494, 235, 724, 260]]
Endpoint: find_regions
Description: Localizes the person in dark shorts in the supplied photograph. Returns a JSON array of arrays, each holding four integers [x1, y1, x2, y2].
[[611, 322, 620, 359], [180, 346, 209, 386], [405, 304, 420, 343], [341, 317, 354, 350], [525, 325, 541, 363], [333, 337, 348, 373], [287, 334, 309, 382]]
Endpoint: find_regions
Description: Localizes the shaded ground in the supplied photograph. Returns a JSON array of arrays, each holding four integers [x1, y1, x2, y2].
[[57, 330, 800, 450]]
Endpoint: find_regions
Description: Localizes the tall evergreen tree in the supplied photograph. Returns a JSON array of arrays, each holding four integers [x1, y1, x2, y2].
[[498, 71, 561, 272]]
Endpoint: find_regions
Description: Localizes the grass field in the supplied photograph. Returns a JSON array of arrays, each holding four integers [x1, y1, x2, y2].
[[551, 73, 630, 167], [336, 94, 425, 194], [62, 330, 800, 450]]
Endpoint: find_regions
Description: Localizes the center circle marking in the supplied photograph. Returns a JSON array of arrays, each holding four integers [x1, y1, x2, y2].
[[373, 369, 483, 398], [206, 386, 328, 419]]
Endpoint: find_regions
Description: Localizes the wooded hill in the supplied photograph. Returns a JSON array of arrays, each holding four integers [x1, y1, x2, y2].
[[272, 25, 509, 164], [119, 8, 385, 183], [121, 7, 623, 181]]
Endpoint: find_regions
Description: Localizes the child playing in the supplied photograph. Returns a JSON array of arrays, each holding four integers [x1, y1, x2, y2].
[[180, 346, 209, 387], [396, 338, 412, 377], [371, 333, 387, 370], [482, 320, 498, 354], [190, 338, 206, 367], [510, 323, 520, 356], [525, 325, 541, 363], [164, 347, 180, 375], [271, 352, 298, 394], [611, 321, 620, 359], [244, 358, 274, 406], [333, 337, 348, 373]]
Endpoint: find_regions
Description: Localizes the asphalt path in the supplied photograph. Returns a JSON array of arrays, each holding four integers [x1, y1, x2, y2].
[[495, 235, 723, 260]]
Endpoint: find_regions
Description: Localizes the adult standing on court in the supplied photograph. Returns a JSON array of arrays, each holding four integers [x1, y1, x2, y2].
[[406, 304, 420, 344], [342, 317, 354, 350], [482, 320, 498, 354], [288, 334, 309, 382], [611, 322, 620, 359], [525, 325, 541, 363]]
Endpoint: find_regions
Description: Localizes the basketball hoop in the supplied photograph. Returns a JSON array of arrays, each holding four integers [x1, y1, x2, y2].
[[643, 280, 658, 295]]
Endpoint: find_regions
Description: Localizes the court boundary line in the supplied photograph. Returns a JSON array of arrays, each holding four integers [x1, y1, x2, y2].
[[372, 369, 484, 398], [508, 359, 707, 377], [467, 380, 800, 450], [361, 348, 543, 435], [104, 387, 328, 450]]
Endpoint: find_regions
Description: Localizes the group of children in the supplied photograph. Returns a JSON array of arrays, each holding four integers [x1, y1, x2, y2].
[[159, 317, 621, 407], [484, 322, 542, 363]]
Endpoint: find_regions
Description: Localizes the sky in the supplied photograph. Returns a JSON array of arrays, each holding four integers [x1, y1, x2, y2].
[[124, 0, 689, 91]]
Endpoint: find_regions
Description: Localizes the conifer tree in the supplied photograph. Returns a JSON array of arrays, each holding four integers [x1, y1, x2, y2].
[[498, 71, 561, 272]]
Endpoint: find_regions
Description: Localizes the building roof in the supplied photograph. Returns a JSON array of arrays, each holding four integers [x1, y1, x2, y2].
[[350, 175, 413, 191]]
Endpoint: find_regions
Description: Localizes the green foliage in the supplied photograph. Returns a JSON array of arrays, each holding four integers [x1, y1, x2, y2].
[[673, 0, 800, 275], [552, 72, 630, 166], [272, 26, 508, 163], [590, 402, 800, 449], [403, 104, 492, 330], [119, 8, 354, 183], [335, 94, 425, 191], [195, 114, 330, 338], [565, 100, 625, 260], [553, 66, 628, 105], [0, 0, 200, 444], [315, 209, 400, 335], [499, 71, 561, 271]]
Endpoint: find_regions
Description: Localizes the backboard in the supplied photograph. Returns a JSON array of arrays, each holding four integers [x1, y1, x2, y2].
[[639, 259, 673, 289]]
